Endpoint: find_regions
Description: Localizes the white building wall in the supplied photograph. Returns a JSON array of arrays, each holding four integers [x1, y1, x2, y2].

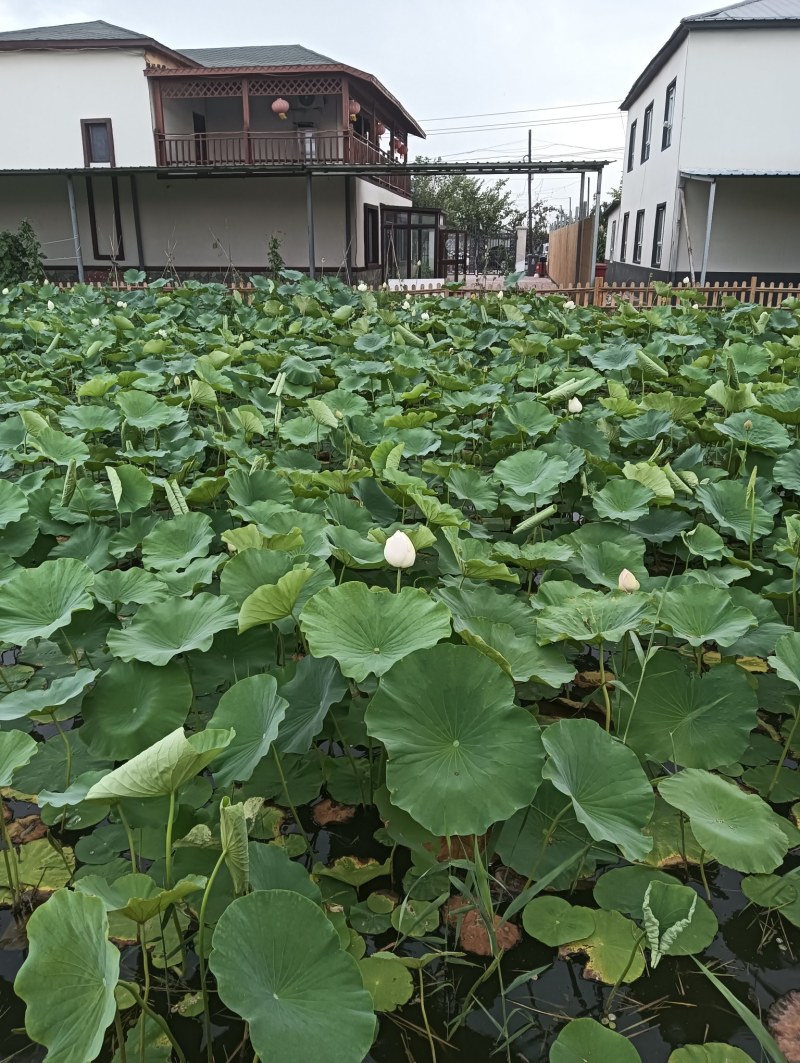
[[604, 204, 621, 261], [0, 50, 155, 169]]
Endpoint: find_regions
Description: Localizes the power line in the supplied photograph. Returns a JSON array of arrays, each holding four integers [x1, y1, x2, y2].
[[421, 99, 622, 122], [426, 113, 621, 136]]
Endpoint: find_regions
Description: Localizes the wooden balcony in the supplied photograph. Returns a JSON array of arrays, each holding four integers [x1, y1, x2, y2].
[[154, 129, 410, 196]]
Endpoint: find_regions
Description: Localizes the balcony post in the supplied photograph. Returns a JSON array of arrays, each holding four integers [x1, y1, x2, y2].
[[306, 172, 316, 279], [152, 79, 165, 165], [340, 76, 350, 163], [242, 78, 251, 165]]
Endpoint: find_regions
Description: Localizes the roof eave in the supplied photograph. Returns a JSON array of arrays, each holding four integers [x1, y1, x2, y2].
[[0, 36, 195, 66]]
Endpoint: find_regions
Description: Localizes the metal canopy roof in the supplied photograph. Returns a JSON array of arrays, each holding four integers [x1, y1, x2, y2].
[[682, 168, 800, 176]]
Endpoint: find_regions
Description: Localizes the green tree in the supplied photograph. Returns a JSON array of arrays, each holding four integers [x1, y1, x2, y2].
[[411, 157, 527, 232], [0, 220, 45, 286]]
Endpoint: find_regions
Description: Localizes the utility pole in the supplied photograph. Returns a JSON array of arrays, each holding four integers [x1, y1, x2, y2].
[[526, 129, 533, 264]]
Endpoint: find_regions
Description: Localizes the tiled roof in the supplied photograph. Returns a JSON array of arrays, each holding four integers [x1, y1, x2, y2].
[[180, 44, 337, 68], [0, 20, 145, 42]]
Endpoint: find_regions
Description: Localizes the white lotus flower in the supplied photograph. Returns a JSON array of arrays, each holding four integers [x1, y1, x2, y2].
[[564, 299, 576, 310], [402, 300, 410, 310], [420, 311, 430, 321], [568, 397, 583, 414], [618, 569, 640, 593], [692, 302, 699, 309], [47, 300, 54, 311], [1, 288, 8, 295], [117, 300, 127, 308], [90, 317, 101, 327], [383, 530, 416, 569], [157, 328, 168, 338], [682, 277, 691, 286], [173, 375, 181, 386], [357, 282, 368, 292], [497, 290, 504, 299]]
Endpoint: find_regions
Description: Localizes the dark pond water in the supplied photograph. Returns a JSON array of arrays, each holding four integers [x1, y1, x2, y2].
[[1, 796, 798, 1063]]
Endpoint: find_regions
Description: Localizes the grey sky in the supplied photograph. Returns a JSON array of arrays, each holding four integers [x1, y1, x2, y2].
[[0, 0, 701, 213]]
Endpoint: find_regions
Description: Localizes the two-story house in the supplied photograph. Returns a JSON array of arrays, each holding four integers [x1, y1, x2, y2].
[[0, 20, 426, 281], [607, 0, 800, 285]]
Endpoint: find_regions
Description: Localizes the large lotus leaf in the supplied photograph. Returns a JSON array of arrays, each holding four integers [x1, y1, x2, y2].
[[658, 585, 756, 647], [116, 390, 186, 429], [521, 897, 595, 946], [106, 464, 153, 513], [106, 593, 239, 666], [457, 619, 575, 686], [365, 643, 544, 836], [642, 878, 717, 957], [358, 954, 414, 1013], [668, 1047, 754, 1063], [536, 591, 649, 646], [0, 558, 94, 645], [658, 769, 789, 873], [219, 547, 292, 604], [695, 481, 773, 543], [75, 872, 206, 923], [773, 449, 800, 491], [0, 668, 98, 722], [550, 1017, 641, 1062], [209, 889, 376, 1063], [615, 657, 758, 769], [27, 426, 90, 466], [493, 450, 569, 501], [577, 541, 650, 592], [433, 581, 538, 638], [141, 513, 214, 572], [92, 568, 170, 610], [561, 909, 645, 984], [0, 730, 37, 786], [85, 727, 234, 801], [276, 655, 347, 754], [768, 631, 800, 692], [594, 866, 677, 918], [0, 479, 28, 529], [239, 566, 314, 630], [248, 842, 321, 902], [0, 837, 75, 902], [300, 583, 451, 683], [208, 674, 288, 786], [80, 660, 193, 759], [14, 890, 119, 1063], [715, 411, 791, 453], [742, 868, 800, 928], [592, 479, 655, 522], [542, 719, 654, 861]]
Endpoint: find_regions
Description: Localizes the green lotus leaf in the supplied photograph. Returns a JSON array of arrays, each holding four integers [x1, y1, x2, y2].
[[219, 547, 292, 604], [238, 565, 314, 631], [641, 878, 717, 957], [106, 464, 154, 513], [92, 568, 170, 609], [658, 585, 756, 647], [695, 481, 773, 543], [493, 450, 569, 502], [315, 855, 393, 887], [208, 674, 288, 786], [358, 954, 413, 1013], [80, 659, 193, 758], [209, 890, 376, 1063], [768, 630, 800, 691], [521, 897, 595, 946], [615, 657, 758, 769], [141, 513, 214, 572], [85, 727, 235, 801], [0, 668, 98, 721], [550, 1017, 641, 1062], [27, 426, 90, 466], [658, 769, 789, 873], [220, 796, 250, 895], [300, 583, 452, 682], [742, 868, 800, 928], [75, 872, 207, 923], [561, 908, 645, 984], [0, 558, 94, 645], [682, 523, 726, 561], [116, 390, 186, 429], [248, 842, 321, 902], [592, 479, 655, 522], [0, 730, 38, 786], [0, 479, 28, 529], [715, 411, 791, 453], [536, 590, 649, 646], [106, 593, 239, 665], [668, 1046, 754, 1063], [276, 655, 348, 754], [14, 890, 119, 1063], [458, 619, 575, 686], [542, 719, 654, 862], [594, 865, 677, 918], [365, 643, 545, 836]]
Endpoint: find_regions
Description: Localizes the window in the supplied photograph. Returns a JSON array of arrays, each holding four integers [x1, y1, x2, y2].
[[609, 218, 617, 261], [651, 203, 667, 268], [662, 79, 676, 150], [627, 120, 637, 172], [364, 205, 380, 267], [641, 102, 653, 163], [633, 209, 645, 264], [620, 212, 630, 261], [81, 119, 115, 166]]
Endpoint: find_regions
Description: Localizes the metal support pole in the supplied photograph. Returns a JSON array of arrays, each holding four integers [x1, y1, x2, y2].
[[588, 166, 603, 294], [343, 174, 352, 283], [526, 129, 532, 261], [700, 178, 716, 285], [574, 171, 585, 285], [306, 172, 316, 279], [66, 174, 85, 283], [130, 174, 145, 272]]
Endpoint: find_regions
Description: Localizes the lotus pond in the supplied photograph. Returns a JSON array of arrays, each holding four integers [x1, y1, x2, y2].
[[1, 274, 800, 1063]]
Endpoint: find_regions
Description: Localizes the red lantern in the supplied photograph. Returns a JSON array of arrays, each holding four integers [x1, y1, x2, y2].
[[271, 98, 290, 120], [349, 99, 361, 123], [398, 142, 408, 157], [376, 121, 386, 136]]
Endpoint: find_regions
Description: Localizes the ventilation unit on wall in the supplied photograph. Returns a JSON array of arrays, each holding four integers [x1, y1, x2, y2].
[[295, 95, 324, 111]]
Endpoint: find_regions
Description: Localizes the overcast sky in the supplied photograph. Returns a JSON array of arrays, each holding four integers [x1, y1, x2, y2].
[[0, 0, 703, 213]]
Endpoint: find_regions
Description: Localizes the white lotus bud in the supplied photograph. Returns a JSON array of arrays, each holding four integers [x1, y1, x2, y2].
[[1, 288, 8, 295], [618, 569, 640, 593], [357, 282, 368, 292], [692, 302, 699, 309], [117, 300, 127, 308], [91, 317, 101, 326], [568, 397, 583, 414], [420, 311, 430, 321], [682, 277, 691, 285], [497, 290, 504, 299], [564, 299, 576, 310], [47, 299, 55, 311], [743, 419, 753, 432], [402, 300, 410, 310], [384, 530, 416, 569], [173, 375, 182, 386]]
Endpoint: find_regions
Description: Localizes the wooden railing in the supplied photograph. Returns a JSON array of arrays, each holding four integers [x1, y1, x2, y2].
[[154, 129, 411, 195]]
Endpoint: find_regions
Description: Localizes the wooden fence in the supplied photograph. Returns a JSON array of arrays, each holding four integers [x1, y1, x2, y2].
[[547, 217, 595, 287], [43, 274, 800, 309]]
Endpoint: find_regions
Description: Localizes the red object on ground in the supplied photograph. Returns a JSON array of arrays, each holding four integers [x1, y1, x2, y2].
[[595, 262, 608, 279]]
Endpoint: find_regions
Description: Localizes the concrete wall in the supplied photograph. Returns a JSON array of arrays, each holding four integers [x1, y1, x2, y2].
[[0, 50, 155, 169]]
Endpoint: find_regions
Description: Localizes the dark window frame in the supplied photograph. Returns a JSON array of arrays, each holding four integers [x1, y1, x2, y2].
[[81, 118, 116, 167], [641, 101, 653, 163], [620, 212, 630, 262], [633, 209, 645, 264], [627, 119, 637, 172], [651, 202, 667, 268], [364, 204, 380, 267], [662, 80, 676, 150]]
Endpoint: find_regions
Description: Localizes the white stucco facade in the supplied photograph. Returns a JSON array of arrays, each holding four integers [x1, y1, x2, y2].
[[612, 22, 800, 283]]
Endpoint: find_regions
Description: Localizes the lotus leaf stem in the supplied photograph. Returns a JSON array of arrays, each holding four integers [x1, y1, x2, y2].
[[114, 1007, 128, 1063], [418, 968, 437, 1063], [605, 931, 646, 1014], [117, 981, 187, 1063], [165, 789, 176, 888], [767, 708, 800, 800], [117, 804, 138, 874], [698, 848, 711, 900], [0, 808, 20, 903], [198, 848, 227, 1063], [271, 746, 310, 851], [598, 641, 613, 733]]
